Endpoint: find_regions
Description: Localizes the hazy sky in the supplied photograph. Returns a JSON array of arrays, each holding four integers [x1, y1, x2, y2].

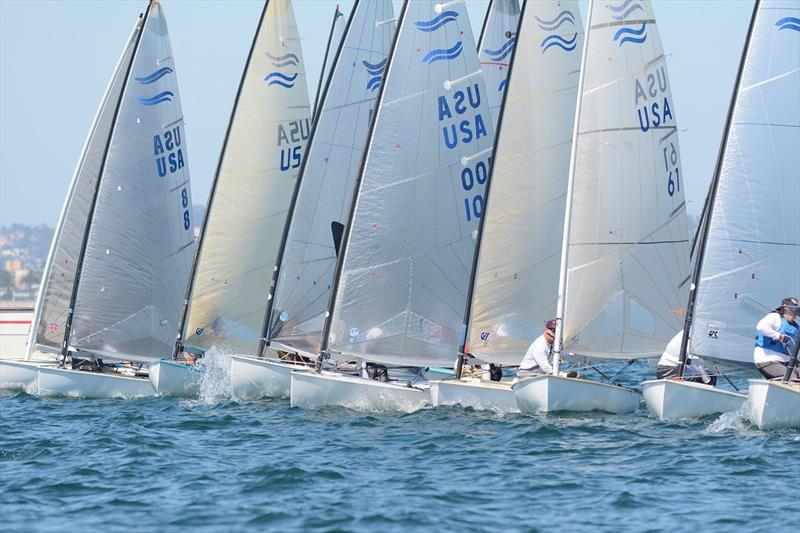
[[0, 0, 753, 227]]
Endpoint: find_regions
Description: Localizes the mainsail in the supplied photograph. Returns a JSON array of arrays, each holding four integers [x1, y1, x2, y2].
[[465, 0, 583, 366], [688, 0, 799, 367], [28, 23, 140, 357], [557, 0, 690, 360], [68, 1, 196, 361], [324, 0, 495, 367], [477, 0, 520, 126], [181, 0, 311, 355], [266, 0, 396, 356], [312, 4, 347, 119]]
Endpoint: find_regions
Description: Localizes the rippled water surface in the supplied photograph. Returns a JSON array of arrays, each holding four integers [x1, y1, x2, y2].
[[1, 362, 798, 532]]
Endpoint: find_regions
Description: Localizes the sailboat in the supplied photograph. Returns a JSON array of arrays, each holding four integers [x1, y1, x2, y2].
[[164, 0, 311, 397], [33, 0, 196, 398], [477, 0, 519, 127], [641, 0, 798, 424], [312, 4, 347, 120], [230, 0, 396, 400], [513, 0, 691, 414], [290, 0, 495, 412], [431, 0, 584, 413]]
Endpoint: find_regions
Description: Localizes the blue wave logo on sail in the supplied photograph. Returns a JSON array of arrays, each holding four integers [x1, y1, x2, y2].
[[541, 33, 578, 53], [535, 10, 575, 31], [613, 22, 647, 46], [264, 52, 300, 89], [135, 66, 173, 85], [498, 79, 508, 93], [138, 91, 174, 106], [415, 10, 459, 32], [776, 16, 800, 32], [362, 58, 387, 92], [483, 36, 516, 62], [607, 0, 644, 21], [422, 41, 463, 64]]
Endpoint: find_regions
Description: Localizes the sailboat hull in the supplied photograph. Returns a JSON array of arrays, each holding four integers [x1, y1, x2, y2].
[[38, 366, 155, 399], [430, 379, 518, 413], [290, 371, 430, 412], [641, 379, 747, 420], [747, 379, 800, 430], [513, 374, 640, 414], [230, 354, 313, 400], [0, 360, 50, 392], [149, 359, 202, 398]]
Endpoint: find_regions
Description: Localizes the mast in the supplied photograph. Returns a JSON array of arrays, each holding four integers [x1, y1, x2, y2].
[[551, 0, 594, 375], [317, 0, 410, 367], [59, 1, 153, 363], [676, 0, 760, 377], [312, 5, 341, 121], [456, 0, 527, 379], [783, 331, 799, 383], [257, 0, 359, 358], [476, 0, 495, 52], [173, 0, 270, 357]]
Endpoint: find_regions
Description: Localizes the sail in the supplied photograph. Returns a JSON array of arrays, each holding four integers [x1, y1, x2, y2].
[[28, 23, 140, 356], [561, 0, 690, 359], [689, 0, 800, 366], [182, 0, 311, 355], [268, 0, 396, 356], [312, 5, 347, 119], [477, 0, 520, 126], [69, 1, 195, 361], [326, 0, 495, 367], [466, 0, 583, 366]]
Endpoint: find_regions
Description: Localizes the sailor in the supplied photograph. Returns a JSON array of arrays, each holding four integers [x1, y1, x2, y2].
[[753, 297, 800, 381], [655, 329, 716, 385], [518, 320, 578, 378]]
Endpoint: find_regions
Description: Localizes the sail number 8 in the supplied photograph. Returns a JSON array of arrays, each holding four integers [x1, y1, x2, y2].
[[181, 188, 190, 230]]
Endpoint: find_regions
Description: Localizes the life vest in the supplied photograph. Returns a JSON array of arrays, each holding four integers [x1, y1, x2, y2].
[[755, 316, 799, 353]]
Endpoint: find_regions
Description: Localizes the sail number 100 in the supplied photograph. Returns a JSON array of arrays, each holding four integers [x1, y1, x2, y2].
[[461, 158, 490, 222]]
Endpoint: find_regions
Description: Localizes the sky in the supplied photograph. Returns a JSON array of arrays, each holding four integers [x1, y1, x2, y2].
[[0, 0, 754, 227]]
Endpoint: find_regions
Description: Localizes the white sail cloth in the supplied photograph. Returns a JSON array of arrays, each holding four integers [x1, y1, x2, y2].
[[182, 0, 311, 355], [268, 0, 396, 356], [466, 0, 584, 366], [560, 0, 690, 359], [477, 0, 520, 126], [325, 0, 495, 367], [689, 0, 800, 366]]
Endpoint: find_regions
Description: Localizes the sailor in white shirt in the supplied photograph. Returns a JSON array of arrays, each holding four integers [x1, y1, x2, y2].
[[519, 320, 578, 378], [655, 329, 715, 385], [753, 297, 799, 381]]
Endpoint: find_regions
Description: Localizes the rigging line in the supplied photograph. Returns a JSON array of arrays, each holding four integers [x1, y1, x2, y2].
[[169, 179, 190, 192], [735, 122, 800, 129], [741, 67, 799, 92], [583, 52, 666, 96], [569, 239, 689, 246]]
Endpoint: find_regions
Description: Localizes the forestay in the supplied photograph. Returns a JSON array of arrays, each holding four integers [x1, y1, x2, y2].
[[689, 0, 800, 366], [477, 0, 520, 126], [466, 0, 583, 366], [325, 0, 495, 367], [28, 24, 140, 357], [69, 2, 195, 361], [560, 0, 690, 359], [182, 0, 311, 355], [267, 0, 396, 356]]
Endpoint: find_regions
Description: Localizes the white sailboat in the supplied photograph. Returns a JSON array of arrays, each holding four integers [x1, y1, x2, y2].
[[230, 0, 396, 400], [513, 0, 691, 415], [477, 0, 520, 127], [312, 4, 347, 120], [167, 0, 311, 397], [431, 0, 583, 413], [291, 0, 495, 412], [36, 0, 196, 398]]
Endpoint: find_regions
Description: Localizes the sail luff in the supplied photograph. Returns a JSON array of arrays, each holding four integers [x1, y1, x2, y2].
[[476, 0, 495, 51], [312, 4, 343, 120], [677, 0, 761, 374], [175, 0, 271, 357]]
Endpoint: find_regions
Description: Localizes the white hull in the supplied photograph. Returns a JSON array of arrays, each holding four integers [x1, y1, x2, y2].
[[291, 371, 430, 412], [430, 379, 518, 413], [149, 359, 202, 398], [0, 360, 50, 392], [38, 365, 155, 399], [230, 354, 313, 400], [641, 379, 747, 420], [513, 374, 640, 414], [747, 379, 800, 430]]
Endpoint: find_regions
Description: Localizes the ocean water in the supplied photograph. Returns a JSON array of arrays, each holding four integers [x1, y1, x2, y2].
[[1, 359, 798, 532]]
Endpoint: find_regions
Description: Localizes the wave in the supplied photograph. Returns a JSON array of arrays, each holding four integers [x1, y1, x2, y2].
[[367, 76, 382, 92], [776, 16, 800, 31], [362, 58, 387, 75], [613, 23, 647, 46], [607, 0, 635, 12], [610, 2, 643, 21], [264, 72, 298, 88], [497, 78, 508, 92], [135, 66, 173, 85], [422, 41, 463, 64], [534, 10, 575, 31], [414, 10, 459, 32], [541, 33, 578, 53], [137, 91, 174, 106], [483, 37, 516, 62]]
